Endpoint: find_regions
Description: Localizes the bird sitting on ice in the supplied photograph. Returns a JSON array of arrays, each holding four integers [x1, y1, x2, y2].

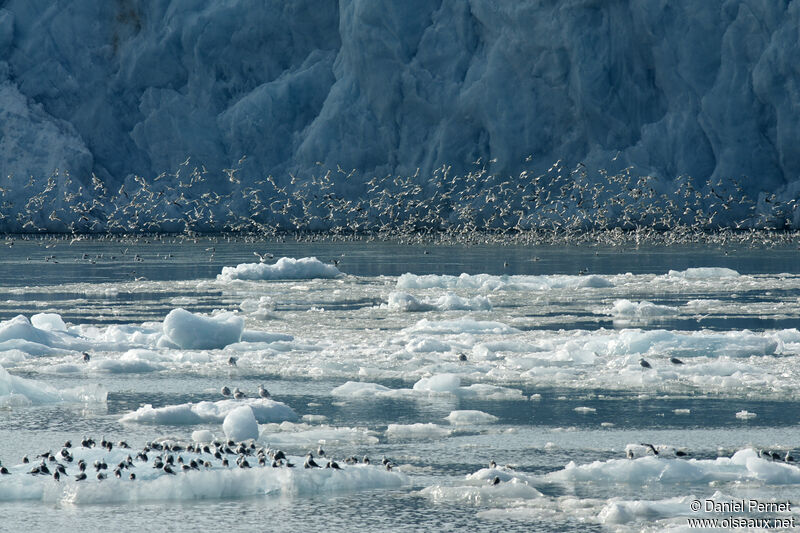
[[304, 453, 320, 468], [221, 386, 232, 397], [258, 385, 271, 399]]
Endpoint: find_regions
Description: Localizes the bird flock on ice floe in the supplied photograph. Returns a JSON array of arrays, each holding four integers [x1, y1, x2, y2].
[[0, 436, 396, 482]]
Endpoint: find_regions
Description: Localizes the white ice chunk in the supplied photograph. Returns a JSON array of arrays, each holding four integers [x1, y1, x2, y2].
[[434, 293, 492, 311], [598, 495, 698, 525], [120, 398, 297, 425], [404, 318, 517, 335], [331, 381, 392, 397], [420, 480, 543, 504], [191, 429, 215, 443], [30, 313, 68, 332], [445, 410, 498, 425], [387, 292, 435, 312], [0, 315, 55, 346], [217, 257, 341, 281], [668, 267, 740, 279], [386, 291, 491, 312], [259, 421, 379, 446], [0, 364, 105, 405], [89, 351, 163, 373], [240, 330, 294, 343], [405, 338, 451, 353], [607, 299, 678, 317], [549, 448, 800, 486], [413, 373, 461, 393], [223, 405, 259, 441], [162, 308, 244, 350], [397, 273, 613, 291], [385, 423, 451, 440]]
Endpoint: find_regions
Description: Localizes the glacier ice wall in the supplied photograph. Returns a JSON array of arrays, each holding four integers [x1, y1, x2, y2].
[[0, 0, 799, 231]]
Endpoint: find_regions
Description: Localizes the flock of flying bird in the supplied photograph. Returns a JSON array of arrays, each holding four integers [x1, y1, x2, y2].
[[0, 159, 798, 246]]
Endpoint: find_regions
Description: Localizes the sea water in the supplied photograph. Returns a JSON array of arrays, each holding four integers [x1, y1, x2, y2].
[[1, 237, 800, 532]]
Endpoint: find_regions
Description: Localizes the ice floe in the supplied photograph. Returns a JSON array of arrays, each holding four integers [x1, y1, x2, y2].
[[403, 318, 517, 335], [548, 448, 800, 486], [120, 398, 298, 425], [0, 363, 106, 406], [162, 308, 244, 350], [260, 421, 379, 447], [444, 410, 499, 425], [397, 272, 613, 291], [667, 267, 740, 279], [606, 299, 679, 318], [0, 445, 406, 504], [386, 291, 491, 312], [223, 405, 260, 441], [331, 376, 525, 401], [386, 423, 451, 440], [217, 257, 342, 281], [422, 466, 543, 504]]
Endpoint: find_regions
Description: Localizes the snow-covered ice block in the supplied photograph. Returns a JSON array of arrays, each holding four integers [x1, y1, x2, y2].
[[668, 267, 740, 279], [403, 318, 517, 335], [331, 381, 392, 397], [397, 273, 613, 291], [385, 423, 451, 440], [120, 398, 297, 425], [548, 448, 800, 486], [0, 363, 106, 406], [0, 315, 56, 346], [259, 421, 379, 446], [386, 291, 491, 312], [162, 308, 244, 350], [608, 299, 678, 317], [445, 410, 498, 425], [30, 313, 68, 332], [191, 429, 215, 443], [413, 373, 461, 393], [223, 405, 259, 441], [217, 257, 341, 281]]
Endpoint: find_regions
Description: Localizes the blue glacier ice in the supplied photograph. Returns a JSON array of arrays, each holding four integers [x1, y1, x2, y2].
[[0, 0, 799, 231]]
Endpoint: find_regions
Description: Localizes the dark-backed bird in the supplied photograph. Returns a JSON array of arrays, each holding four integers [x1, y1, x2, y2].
[[304, 454, 320, 468], [642, 443, 659, 455]]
